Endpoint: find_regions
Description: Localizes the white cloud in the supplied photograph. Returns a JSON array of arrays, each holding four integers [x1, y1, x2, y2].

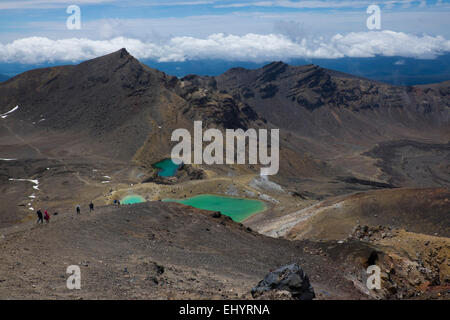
[[329, 31, 450, 59], [0, 30, 449, 64]]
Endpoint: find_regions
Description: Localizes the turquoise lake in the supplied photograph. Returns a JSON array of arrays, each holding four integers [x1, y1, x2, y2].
[[153, 159, 181, 177], [121, 195, 146, 205], [163, 194, 266, 222]]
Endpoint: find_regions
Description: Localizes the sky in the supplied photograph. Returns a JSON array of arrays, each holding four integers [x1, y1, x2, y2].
[[0, 0, 449, 64]]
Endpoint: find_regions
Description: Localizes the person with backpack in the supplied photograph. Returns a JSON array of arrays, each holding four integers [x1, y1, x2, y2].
[[44, 210, 50, 223], [76, 204, 81, 214], [36, 209, 43, 224], [89, 202, 94, 212]]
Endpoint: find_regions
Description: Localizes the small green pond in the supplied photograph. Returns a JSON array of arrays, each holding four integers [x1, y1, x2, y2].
[[121, 195, 146, 205], [163, 194, 266, 222], [153, 159, 181, 177]]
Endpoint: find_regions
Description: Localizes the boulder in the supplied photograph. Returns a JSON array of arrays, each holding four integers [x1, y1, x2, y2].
[[251, 263, 315, 300]]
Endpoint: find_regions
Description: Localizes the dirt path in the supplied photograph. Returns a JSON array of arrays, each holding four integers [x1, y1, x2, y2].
[[1, 123, 43, 157]]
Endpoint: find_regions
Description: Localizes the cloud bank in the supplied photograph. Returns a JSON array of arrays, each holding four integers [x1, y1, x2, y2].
[[1, 30, 449, 64]]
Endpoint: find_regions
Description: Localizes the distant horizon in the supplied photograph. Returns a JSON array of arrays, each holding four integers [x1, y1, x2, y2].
[[1, 1, 450, 85], [1, 50, 450, 86]]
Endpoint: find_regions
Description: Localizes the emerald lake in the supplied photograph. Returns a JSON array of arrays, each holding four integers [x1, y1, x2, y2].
[[121, 195, 146, 205], [153, 159, 181, 177], [163, 194, 266, 222]]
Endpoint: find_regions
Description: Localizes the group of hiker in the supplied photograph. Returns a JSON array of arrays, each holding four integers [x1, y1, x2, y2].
[[75, 202, 95, 214], [36, 198, 126, 224], [36, 201, 95, 224], [35, 209, 50, 224]]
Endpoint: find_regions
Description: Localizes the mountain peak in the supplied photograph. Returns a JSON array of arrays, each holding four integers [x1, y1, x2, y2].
[[105, 48, 132, 61], [83, 48, 134, 67], [263, 61, 287, 68], [117, 48, 130, 58], [258, 61, 288, 82]]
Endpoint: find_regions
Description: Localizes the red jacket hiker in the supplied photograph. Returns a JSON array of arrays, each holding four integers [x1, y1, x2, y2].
[[44, 210, 50, 222]]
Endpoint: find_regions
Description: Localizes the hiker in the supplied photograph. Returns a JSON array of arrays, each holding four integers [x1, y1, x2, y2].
[[44, 210, 50, 223], [76, 204, 81, 214], [89, 202, 94, 212], [36, 209, 43, 224], [117, 200, 121, 207], [113, 199, 117, 206]]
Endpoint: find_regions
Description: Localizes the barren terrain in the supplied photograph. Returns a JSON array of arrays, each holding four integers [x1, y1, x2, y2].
[[0, 50, 448, 299]]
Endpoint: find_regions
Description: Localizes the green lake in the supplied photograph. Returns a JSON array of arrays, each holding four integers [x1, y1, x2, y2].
[[121, 195, 146, 205], [153, 159, 181, 177], [163, 194, 266, 222]]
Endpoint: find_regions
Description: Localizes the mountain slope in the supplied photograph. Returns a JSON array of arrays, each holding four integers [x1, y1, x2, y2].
[[208, 61, 450, 190], [0, 49, 265, 166], [0, 202, 370, 299], [2, 50, 448, 177], [0, 49, 182, 161], [214, 62, 449, 148]]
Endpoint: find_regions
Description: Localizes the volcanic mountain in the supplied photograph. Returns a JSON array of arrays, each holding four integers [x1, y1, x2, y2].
[[0, 49, 261, 164], [2, 50, 448, 184], [0, 49, 449, 299]]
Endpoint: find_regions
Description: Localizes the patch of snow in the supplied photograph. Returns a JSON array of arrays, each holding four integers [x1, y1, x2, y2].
[[0, 158, 17, 161], [9, 178, 39, 185], [8, 178, 41, 192], [0, 105, 19, 119], [29, 207, 34, 211], [103, 175, 111, 179], [101, 181, 110, 184]]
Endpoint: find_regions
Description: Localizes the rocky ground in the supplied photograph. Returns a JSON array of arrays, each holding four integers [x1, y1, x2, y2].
[[1, 202, 372, 300]]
